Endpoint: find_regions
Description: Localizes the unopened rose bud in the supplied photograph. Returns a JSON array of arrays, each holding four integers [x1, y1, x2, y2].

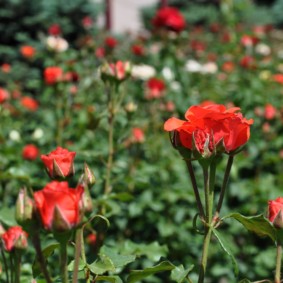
[[84, 163, 96, 187], [269, 197, 283, 229], [2, 226, 28, 252], [82, 186, 93, 215], [16, 188, 33, 225]]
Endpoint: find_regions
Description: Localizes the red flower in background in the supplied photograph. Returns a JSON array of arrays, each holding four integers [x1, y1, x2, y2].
[[145, 77, 165, 99], [1, 226, 28, 252], [152, 7, 185, 33], [269, 197, 283, 229], [240, 56, 256, 69], [240, 34, 259, 47], [273, 74, 283, 84], [41, 147, 76, 179], [82, 16, 93, 29], [164, 104, 253, 155], [105, 37, 118, 49], [20, 46, 36, 58], [1, 63, 11, 73], [21, 96, 39, 111], [264, 104, 277, 120], [22, 144, 39, 160], [222, 61, 235, 73], [34, 181, 83, 231], [48, 24, 61, 36], [95, 47, 105, 58], [131, 44, 145, 56], [0, 88, 9, 104], [132, 128, 145, 143], [44, 67, 63, 85]]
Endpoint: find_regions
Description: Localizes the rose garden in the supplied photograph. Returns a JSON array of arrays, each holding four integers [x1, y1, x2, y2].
[[0, 0, 283, 282]]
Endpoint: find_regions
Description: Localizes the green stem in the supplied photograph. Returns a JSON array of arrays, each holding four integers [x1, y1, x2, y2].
[[185, 160, 205, 220], [275, 241, 282, 283], [9, 253, 14, 283], [104, 85, 115, 195], [31, 234, 53, 283], [59, 241, 68, 283], [198, 161, 217, 283], [1, 246, 10, 283], [14, 251, 21, 283], [72, 228, 82, 283], [214, 155, 234, 221]]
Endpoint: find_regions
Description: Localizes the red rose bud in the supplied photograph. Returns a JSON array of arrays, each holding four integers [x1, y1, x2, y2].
[[20, 45, 36, 59], [86, 233, 97, 246], [16, 188, 33, 225], [20, 96, 39, 111], [0, 88, 9, 104], [104, 36, 118, 49], [41, 147, 76, 179], [1, 226, 28, 252], [34, 181, 84, 231], [48, 24, 61, 36], [164, 104, 253, 158], [269, 197, 283, 229]]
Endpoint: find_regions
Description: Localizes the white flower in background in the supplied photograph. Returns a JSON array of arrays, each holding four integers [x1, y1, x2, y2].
[[171, 81, 181, 91], [32, 128, 44, 140], [9, 130, 21, 141], [185, 60, 202, 73], [277, 50, 283, 59], [255, 43, 271, 56], [162, 67, 174, 81], [201, 62, 218, 74], [131, 64, 156, 80], [46, 36, 69, 52]]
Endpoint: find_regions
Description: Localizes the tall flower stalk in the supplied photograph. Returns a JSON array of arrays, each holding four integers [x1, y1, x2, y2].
[[164, 103, 253, 282]]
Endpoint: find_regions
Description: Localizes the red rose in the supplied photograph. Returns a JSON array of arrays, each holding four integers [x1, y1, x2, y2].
[[41, 147, 76, 179], [240, 56, 256, 69], [145, 77, 165, 99], [164, 104, 253, 156], [34, 181, 84, 231], [21, 96, 39, 111], [1, 226, 28, 252], [273, 74, 283, 85], [86, 233, 97, 246], [240, 34, 259, 47], [48, 24, 61, 36], [132, 128, 145, 143], [101, 61, 131, 82], [22, 144, 39, 160], [82, 16, 93, 29], [152, 7, 185, 33], [95, 47, 105, 58], [0, 87, 9, 104], [104, 36, 118, 49], [44, 67, 63, 85], [1, 63, 11, 73], [20, 45, 36, 58], [268, 197, 283, 229]]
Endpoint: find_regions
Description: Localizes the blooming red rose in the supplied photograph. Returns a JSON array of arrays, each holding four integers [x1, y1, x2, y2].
[[268, 197, 283, 229], [0, 87, 9, 104], [1, 226, 28, 252], [152, 7, 185, 33], [20, 45, 36, 58], [41, 147, 76, 179], [273, 74, 283, 84], [240, 34, 259, 47], [22, 144, 39, 160], [164, 104, 253, 156], [145, 77, 165, 99], [104, 36, 118, 49], [21, 96, 39, 111], [44, 67, 63, 85], [34, 181, 84, 231], [48, 24, 61, 36]]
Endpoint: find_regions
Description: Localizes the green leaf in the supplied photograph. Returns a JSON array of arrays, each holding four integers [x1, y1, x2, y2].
[[238, 279, 251, 283], [100, 246, 136, 268], [110, 192, 134, 202], [88, 254, 115, 275], [32, 243, 60, 278], [68, 258, 86, 272], [96, 275, 123, 283], [126, 261, 175, 283], [224, 213, 277, 242], [0, 207, 17, 226], [213, 229, 239, 277], [171, 264, 194, 283], [88, 245, 136, 275]]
